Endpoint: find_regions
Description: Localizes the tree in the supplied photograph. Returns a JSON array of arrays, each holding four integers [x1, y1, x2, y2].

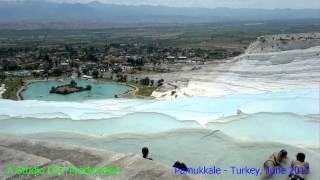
[[51, 68, 63, 76], [92, 70, 99, 79], [140, 77, 150, 86], [2, 60, 19, 71], [127, 57, 136, 66], [70, 80, 77, 87], [76, 70, 81, 78], [82, 68, 88, 75], [86, 85, 92, 90], [112, 66, 122, 74], [44, 54, 53, 69], [122, 74, 127, 82], [0, 70, 6, 81], [136, 58, 144, 66], [116, 74, 127, 82], [157, 79, 164, 87], [87, 54, 99, 62]]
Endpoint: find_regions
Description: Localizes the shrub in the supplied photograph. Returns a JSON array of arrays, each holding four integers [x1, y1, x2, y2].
[[86, 85, 92, 90]]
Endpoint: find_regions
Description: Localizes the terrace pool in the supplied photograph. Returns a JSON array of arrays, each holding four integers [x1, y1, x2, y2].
[[21, 79, 133, 101]]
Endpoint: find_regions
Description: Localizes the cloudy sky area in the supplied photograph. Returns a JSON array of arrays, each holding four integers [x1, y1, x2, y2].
[[35, 0, 320, 9]]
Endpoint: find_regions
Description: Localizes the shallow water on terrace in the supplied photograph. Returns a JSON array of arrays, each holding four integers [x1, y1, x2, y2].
[[0, 88, 319, 146], [1, 87, 319, 179], [0, 112, 318, 146], [21, 79, 133, 101], [5, 88, 318, 123], [207, 113, 320, 146], [0, 113, 200, 135]]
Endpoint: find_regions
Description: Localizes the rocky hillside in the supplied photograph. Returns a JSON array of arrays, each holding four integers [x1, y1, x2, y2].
[[246, 32, 320, 53]]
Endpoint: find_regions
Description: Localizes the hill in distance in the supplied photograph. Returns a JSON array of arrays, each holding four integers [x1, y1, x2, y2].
[[0, 0, 319, 22]]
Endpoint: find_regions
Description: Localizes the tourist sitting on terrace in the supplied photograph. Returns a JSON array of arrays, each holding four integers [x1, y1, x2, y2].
[[288, 153, 310, 180], [263, 149, 288, 176], [142, 147, 153, 160], [173, 161, 188, 172]]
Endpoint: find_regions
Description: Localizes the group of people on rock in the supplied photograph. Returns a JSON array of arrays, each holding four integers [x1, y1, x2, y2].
[[264, 149, 310, 180], [141, 147, 310, 180]]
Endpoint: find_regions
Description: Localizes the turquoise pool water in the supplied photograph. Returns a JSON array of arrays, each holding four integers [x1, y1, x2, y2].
[[21, 79, 133, 101]]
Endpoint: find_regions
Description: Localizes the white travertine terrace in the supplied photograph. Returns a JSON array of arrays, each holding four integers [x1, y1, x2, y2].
[[152, 33, 320, 99], [0, 135, 200, 180]]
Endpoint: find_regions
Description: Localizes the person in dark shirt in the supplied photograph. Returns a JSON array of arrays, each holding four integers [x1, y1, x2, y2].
[[142, 147, 153, 160], [289, 153, 310, 180], [173, 161, 188, 172]]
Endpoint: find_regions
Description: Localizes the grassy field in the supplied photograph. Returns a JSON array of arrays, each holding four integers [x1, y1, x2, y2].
[[2, 78, 24, 100], [1, 19, 319, 51], [100, 79, 158, 98], [128, 82, 158, 97]]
